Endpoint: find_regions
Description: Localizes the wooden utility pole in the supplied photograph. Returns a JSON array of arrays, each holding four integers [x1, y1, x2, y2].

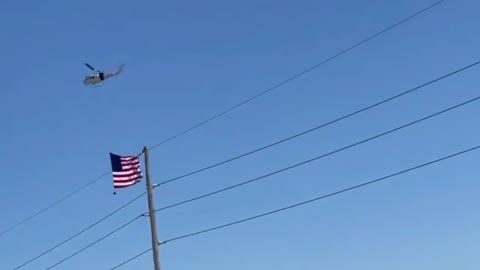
[[144, 146, 161, 270]]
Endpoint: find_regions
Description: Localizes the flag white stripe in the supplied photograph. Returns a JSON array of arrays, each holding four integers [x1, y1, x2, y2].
[[113, 173, 143, 181]]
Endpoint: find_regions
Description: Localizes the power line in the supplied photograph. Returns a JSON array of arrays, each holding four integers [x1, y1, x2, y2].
[[43, 216, 142, 270], [11, 56, 480, 268], [12, 60, 476, 270], [162, 145, 480, 244], [108, 142, 480, 269], [149, 0, 446, 150], [154, 59, 480, 188], [0, 172, 109, 239], [38, 93, 480, 269], [10, 55, 476, 270], [42, 216, 143, 270], [11, 191, 147, 270], [0, 0, 446, 238], [150, 94, 480, 213], [109, 247, 153, 270]]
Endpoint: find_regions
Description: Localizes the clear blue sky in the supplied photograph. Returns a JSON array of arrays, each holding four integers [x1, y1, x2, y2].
[[1, 0, 479, 269]]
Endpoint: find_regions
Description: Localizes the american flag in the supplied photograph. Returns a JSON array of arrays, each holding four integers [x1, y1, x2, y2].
[[110, 153, 143, 189]]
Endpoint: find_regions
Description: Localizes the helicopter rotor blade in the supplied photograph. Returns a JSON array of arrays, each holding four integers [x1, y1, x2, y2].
[[84, 63, 96, 71]]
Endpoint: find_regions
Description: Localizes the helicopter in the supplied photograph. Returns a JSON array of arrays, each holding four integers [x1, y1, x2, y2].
[[83, 63, 125, 86]]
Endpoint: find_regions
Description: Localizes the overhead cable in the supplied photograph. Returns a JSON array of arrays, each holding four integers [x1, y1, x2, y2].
[[11, 192, 147, 270], [40, 92, 480, 269], [0, 0, 446, 239], [0, 172, 109, 239], [149, 0, 446, 150], [108, 141, 480, 269], [154, 59, 480, 188]]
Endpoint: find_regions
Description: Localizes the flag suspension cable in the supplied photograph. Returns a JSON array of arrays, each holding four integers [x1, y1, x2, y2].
[[35, 93, 480, 270], [107, 142, 480, 270], [0, 0, 450, 237]]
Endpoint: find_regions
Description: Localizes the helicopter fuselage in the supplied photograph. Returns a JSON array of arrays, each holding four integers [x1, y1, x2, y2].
[[82, 62, 123, 87], [83, 73, 105, 86]]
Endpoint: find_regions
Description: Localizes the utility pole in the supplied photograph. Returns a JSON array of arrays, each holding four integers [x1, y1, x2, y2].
[[144, 146, 161, 270]]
